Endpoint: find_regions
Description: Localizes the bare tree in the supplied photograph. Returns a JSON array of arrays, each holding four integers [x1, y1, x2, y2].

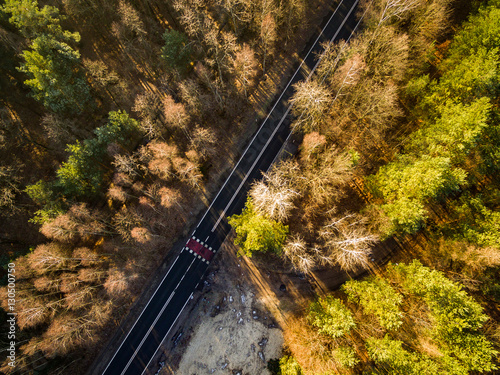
[[130, 227, 153, 244], [363, 27, 409, 84], [350, 80, 402, 141], [163, 95, 190, 138], [290, 80, 331, 133], [190, 126, 219, 159], [40, 204, 115, 243], [377, 0, 422, 26], [222, 0, 252, 35], [0, 163, 22, 215], [279, 0, 307, 43], [11, 295, 51, 330], [331, 54, 366, 101], [144, 141, 178, 181], [113, 206, 143, 242], [107, 185, 128, 203], [204, 29, 238, 84], [194, 62, 225, 109], [77, 268, 107, 283], [250, 163, 300, 222], [40, 312, 96, 357], [26, 243, 76, 274], [41, 113, 89, 148], [59, 273, 83, 294], [112, 0, 146, 44], [320, 214, 378, 272], [113, 152, 142, 178], [300, 132, 327, 162], [173, 0, 207, 39], [104, 269, 137, 299], [233, 43, 259, 97], [158, 187, 182, 210], [172, 156, 202, 188], [64, 286, 95, 310], [33, 276, 61, 292], [283, 235, 318, 274], [260, 13, 277, 72], [301, 146, 354, 207], [178, 78, 204, 117], [133, 91, 163, 139]]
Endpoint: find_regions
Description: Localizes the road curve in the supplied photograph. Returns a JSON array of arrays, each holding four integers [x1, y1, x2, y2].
[[101, 1, 360, 374]]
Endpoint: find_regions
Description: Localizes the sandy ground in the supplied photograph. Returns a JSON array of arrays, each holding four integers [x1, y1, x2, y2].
[[155, 244, 284, 375], [176, 285, 283, 375], [148, 231, 398, 375]]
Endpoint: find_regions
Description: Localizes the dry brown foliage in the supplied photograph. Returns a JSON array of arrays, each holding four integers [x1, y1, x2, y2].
[[284, 316, 340, 374], [104, 269, 137, 299]]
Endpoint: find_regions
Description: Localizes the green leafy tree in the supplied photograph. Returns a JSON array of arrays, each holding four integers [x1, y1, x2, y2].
[[426, 49, 499, 106], [279, 355, 303, 375], [228, 199, 288, 257], [369, 155, 467, 235], [444, 3, 500, 71], [392, 260, 488, 334], [343, 277, 403, 331], [307, 295, 356, 338], [56, 140, 105, 198], [2, 0, 78, 40], [333, 346, 359, 368], [25, 180, 65, 224], [446, 193, 500, 249], [27, 111, 139, 211], [407, 98, 491, 162], [18, 34, 90, 114], [161, 30, 193, 75], [367, 335, 440, 375], [391, 260, 497, 372], [56, 110, 139, 198], [94, 110, 140, 149]]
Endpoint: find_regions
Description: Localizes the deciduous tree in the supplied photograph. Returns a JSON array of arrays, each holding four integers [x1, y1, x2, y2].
[[282, 235, 318, 274], [321, 214, 377, 272], [19, 34, 91, 114], [290, 80, 331, 133], [228, 199, 288, 257], [343, 277, 403, 330], [233, 43, 258, 97], [307, 295, 356, 338], [250, 163, 300, 222]]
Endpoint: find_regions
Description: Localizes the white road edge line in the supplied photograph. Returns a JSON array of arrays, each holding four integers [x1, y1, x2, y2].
[[211, 104, 293, 231], [103, 2, 358, 374], [193, 0, 346, 233], [140, 291, 195, 375], [210, 0, 359, 232], [119, 257, 197, 375], [268, 0, 361, 170], [101, 252, 183, 375]]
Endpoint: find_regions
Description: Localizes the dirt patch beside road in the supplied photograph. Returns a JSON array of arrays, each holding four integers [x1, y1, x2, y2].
[[156, 238, 320, 375]]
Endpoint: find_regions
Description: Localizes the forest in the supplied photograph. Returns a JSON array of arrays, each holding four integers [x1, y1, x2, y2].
[[0, 0, 499, 374], [227, 0, 500, 373], [0, 0, 318, 373]]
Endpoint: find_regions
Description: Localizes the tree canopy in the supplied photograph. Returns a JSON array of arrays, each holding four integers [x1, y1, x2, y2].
[[307, 295, 356, 338], [19, 34, 90, 114], [228, 199, 288, 257]]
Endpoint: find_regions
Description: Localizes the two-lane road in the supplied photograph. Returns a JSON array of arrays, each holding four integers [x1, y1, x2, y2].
[[102, 0, 360, 373]]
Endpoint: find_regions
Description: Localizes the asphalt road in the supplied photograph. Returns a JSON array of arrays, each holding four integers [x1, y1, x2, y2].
[[102, 1, 360, 373]]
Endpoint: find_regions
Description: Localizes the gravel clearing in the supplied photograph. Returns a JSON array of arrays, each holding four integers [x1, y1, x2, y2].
[[177, 287, 283, 374], [158, 240, 289, 375]]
